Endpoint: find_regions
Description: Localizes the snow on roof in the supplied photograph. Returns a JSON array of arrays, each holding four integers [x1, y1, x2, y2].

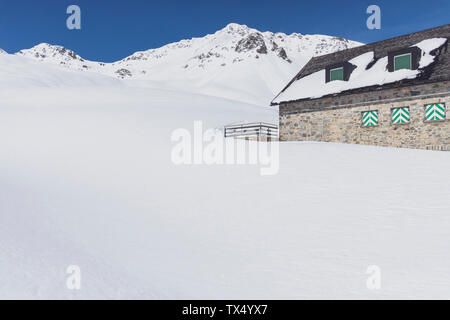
[[273, 38, 447, 104]]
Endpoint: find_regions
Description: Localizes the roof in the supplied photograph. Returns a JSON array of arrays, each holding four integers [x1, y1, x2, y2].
[[272, 24, 450, 105]]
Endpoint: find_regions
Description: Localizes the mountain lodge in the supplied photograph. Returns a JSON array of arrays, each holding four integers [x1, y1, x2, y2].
[[272, 24, 450, 150]]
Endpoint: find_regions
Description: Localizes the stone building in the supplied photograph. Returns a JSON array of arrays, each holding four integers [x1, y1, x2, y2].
[[272, 24, 450, 150]]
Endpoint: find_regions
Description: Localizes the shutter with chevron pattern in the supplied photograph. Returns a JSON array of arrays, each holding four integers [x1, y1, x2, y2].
[[425, 103, 446, 121], [392, 107, 410, 124], [362, 111, 379, 127]]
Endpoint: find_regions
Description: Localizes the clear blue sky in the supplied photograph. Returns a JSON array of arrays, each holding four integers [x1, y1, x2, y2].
[[0, 0, 448, 62]]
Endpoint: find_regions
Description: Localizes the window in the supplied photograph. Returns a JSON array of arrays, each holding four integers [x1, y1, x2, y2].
[[388, 47, 420, 72], [330, 67, 344, 81], [362, 110, 379, 127], [394, 53, 412, 71], [425, 103, 446, 122], [391, 107, 410, 124], [325, 62, 356, 82]]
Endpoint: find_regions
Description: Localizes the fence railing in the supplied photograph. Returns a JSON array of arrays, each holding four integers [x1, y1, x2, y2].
[[224, 122, 279, 140]]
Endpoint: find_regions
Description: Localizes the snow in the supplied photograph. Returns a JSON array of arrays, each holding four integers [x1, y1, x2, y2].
[[0, 28, 449, 299], [273, 38, 448, 104], [1, 80, 450, 299], [14, 23, 362, 106], [414, 38, 447, 68], [0, 53, 122, 88]]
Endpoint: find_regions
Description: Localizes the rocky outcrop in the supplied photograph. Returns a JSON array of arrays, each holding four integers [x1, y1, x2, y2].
[[271, 42, 291, 63], [235, 32, 268, 54], [115, 69, 132, 78]]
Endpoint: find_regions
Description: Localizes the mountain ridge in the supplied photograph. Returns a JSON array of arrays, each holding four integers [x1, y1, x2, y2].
[[5, 23, 363, 105]]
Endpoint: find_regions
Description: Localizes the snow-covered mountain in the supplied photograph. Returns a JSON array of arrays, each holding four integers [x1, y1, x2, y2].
[[13, 23, 362, 105]]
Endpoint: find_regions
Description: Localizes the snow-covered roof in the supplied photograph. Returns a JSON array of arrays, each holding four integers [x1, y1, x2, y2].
[[272, 24, 450, 105]]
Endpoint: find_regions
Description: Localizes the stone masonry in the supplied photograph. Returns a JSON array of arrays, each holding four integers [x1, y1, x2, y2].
[[279, 81, 450, 150]]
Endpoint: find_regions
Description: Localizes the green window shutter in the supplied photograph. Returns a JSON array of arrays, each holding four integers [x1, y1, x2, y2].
[[394, 53, 412, 71], [392, 107, 410, 124], [330, 67, 344, 81], [425, 103, 446, 121], [362, 111, 379, 127]]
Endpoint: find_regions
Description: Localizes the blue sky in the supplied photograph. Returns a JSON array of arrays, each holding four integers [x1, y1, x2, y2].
[[0, 0, 448, 62]]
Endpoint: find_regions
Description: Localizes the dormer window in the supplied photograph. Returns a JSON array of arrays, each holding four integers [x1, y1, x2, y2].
[[388, 47, 421, 72], [330, 67, 344, 81], [325, 62, 356, 83], [394, 53, 412, 71]]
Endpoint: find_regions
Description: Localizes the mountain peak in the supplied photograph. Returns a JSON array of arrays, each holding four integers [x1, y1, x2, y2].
[[17, 43, 85, 63], [223, 23, 251, 32], [8, 25, 363, 104]]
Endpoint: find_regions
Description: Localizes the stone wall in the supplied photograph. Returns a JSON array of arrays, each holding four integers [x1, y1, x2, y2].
[[279, 82, 450, 150]]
